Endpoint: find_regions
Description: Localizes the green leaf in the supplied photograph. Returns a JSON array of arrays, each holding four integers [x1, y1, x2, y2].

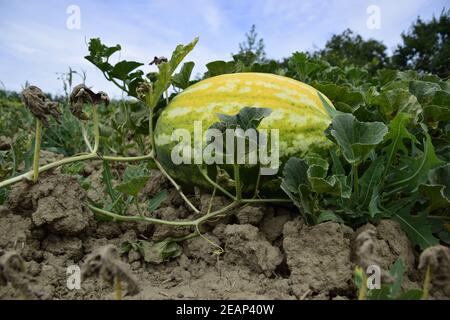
[[386, 132, 443, 194], [393, 210, 439, 250], [383, 112, 417, 174], [371, 89, 422, 121], [328, 113, 388, 165], [140, 238, 182, 264], [317, 210, 344, 224], [419, 163, 450, 211], [357, 157, 384, 209], [109, 61, 144, 81], [396, 289, 423, 300], [211, 107, 272, 132], [85, 38, 121, 72], [205, 60, 236, 77], [148, 190, 167, 212], [281, 157, 309, 194], [318, 92, 340, 118], [388, 258, 405, 298], [313, 83, 364, 113], [102, 160, 118, 202], [147, 37, 198, 108], [149, 62, 171, 108], [281, 157, 316, 223], [116, 165, 150, 197], [168, 37, 199, 73], [306, 154, 351, 198], [408, 80, 441, 105], [172, 61, 195, 89]]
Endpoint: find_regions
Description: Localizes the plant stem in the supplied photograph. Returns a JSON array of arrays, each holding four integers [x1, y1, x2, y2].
[[88, 199, 240, 228], [207, 184, 217, 215], [253, 170, 261, 199], [352, 164, 359, 199], [32, 120, 42, 183], [134, 197, 143, 216], [81, 124, 93, 153], [0, 152, 153, 189], [114, 276, 122, 300], [198, 167, 235, 200], [153, 157, 200, 214], [148, 108, 155, 152], [92, 106, 100, 153], [233, 164, 241, 201], [172, 232, 199, 242], [421, 265, 431, 300], [242, 198, 292, 203], [88, 203, 197, 226]]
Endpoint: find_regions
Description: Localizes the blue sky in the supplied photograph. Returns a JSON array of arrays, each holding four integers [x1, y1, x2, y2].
[[0, 0, 447, 97]]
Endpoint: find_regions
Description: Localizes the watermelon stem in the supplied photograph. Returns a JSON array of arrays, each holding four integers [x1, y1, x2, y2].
[[153, 157, 200, 214], [233, 164, 242, 201], [32, 119, 42, 183], [198, 166, 236, 200]]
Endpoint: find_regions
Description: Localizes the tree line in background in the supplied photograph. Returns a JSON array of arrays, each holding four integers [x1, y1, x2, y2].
[[238, 9, 449, 78]]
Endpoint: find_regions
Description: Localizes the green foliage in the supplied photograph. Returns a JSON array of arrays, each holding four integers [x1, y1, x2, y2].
[[116, 165, 150, 197], [355, 259, 424, 300], [392, 10, 450, 78], [172, 61, 195, 90], [121, 237, 182, 264], [237, 24, 266, 64], [148, 190, 167, 213], [280, 54, 450, 248], [327, 113, 388, 165], [314, 29, 389, 74]]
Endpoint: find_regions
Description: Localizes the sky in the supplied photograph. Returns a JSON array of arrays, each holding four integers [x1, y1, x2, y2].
[[0, 0, 447, 97]]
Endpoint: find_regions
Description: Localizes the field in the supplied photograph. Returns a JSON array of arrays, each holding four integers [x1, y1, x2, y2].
[[0, 20, 449, 300]]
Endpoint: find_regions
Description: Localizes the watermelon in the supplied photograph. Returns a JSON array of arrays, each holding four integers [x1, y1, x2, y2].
[[154, 72, 334, 193]]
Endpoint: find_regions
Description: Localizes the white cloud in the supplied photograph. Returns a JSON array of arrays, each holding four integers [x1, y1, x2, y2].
[[0, 0, 447, 96]]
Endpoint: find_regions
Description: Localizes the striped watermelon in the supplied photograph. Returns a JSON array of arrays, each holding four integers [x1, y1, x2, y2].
[[154, 72, 334, 193]]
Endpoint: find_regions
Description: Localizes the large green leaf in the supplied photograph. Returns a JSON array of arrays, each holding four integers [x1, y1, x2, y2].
[[168, 37, 199, 73], [328, 113, 388, 165], [205, 60, 236, 77], [109, 61, 144, 81], [383, 112, 417, 173], [419, 163, 450, 212], [371, 89, 422, 121], [306, 154, 351, 198], [357, 157, 384, 209], [116, 165, 150, 197], [172, 61, 195, 89], [281, 157, 316, 223], [147, 38, 198, 108], [393, 209, 439, 250], [386, 132, 443, 194]]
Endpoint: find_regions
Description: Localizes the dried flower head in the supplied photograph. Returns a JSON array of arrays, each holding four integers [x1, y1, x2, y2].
[[70, 84, 110, 120], [21, 86, 61, 127], [136, 81, 153, 100], [0, 250, 35, 299], [149, 56, 168, 66], [81, 244, 139, 296], [419, 245, 450, 289]]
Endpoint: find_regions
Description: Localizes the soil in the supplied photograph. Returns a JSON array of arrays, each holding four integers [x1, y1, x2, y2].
[[0, 161, 448, 300]]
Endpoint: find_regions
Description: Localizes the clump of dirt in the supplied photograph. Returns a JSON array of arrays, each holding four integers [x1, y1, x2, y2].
[[353, 221, 416, 285], [283, 218, 354, 298], [218, 223, 283, 276], [8, 173, 93, 235], [0, 171, 447, 300]]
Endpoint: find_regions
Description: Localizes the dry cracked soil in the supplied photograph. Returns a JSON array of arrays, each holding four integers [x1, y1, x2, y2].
[[0, 159, 449, 300]]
